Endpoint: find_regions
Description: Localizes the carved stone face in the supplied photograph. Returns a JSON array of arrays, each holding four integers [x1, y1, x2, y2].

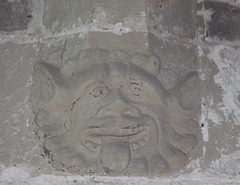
[[31, 49, 201, 176]]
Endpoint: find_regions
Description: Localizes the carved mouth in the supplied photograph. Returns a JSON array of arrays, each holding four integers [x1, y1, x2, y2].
[[80, 125, 150, 152]]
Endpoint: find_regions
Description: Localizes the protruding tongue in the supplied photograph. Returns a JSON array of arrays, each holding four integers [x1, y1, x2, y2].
[[100, 137, 131, 174]]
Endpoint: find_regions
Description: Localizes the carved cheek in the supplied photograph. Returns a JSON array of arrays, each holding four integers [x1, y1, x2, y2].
[[71, 99, 102, 123]]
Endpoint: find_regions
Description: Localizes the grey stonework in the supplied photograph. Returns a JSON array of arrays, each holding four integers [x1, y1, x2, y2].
[[0, 0, 32, 31], [204, 1, 240, 42], [0, 0, 240, 184]]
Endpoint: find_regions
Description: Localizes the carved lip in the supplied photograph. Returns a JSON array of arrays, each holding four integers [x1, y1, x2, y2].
[[80, 125, 151, 151], [87, 125, 148, 137]]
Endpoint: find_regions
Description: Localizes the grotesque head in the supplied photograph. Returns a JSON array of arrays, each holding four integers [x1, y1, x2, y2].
[[31, 49, 201, 176]]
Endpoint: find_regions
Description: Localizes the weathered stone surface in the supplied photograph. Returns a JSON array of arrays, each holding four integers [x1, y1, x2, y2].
[[194, 45, 240, 172], [36, 33, 88, 67], [88, 32, 148, 55], [0, 0, 32, 32], [31, 49, 201, 176], [1, 0, 240, 183], [147, 0, 197, 39], [0, 43, 51, 172], [90, 0, 146, 34], [43, 0, 93, 33], [148, 33, 198, 89], [204, 1, 240, 42]]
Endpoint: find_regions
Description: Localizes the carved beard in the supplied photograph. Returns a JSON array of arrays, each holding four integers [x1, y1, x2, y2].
[[31, 50, 201, 176]]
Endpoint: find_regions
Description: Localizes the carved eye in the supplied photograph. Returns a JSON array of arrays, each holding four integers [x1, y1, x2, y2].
[[90, 87, 105, 98]]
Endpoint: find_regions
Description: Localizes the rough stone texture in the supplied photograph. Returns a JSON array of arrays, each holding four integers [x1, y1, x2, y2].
[[196, 44, 240, 171], [88, 32, 148, 55], [204, 1, 240, 42], [43, 0, 93, 33], [147, 0, 199, 39], [0, 0, 32, 32], [0, 43, 54, 175], [36, 34, 89, 67], [90, 0, 146, 34], [148, 33, 198, 88], [0, 0, 240, 184]]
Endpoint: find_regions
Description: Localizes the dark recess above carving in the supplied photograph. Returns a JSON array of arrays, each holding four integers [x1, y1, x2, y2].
[[204, 1, 240, 41], [0, 0, 32, 32]]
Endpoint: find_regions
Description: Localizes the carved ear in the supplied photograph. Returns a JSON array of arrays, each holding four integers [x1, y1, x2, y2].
[[32, 63, 64, 102], [168, 72, 200, 113]]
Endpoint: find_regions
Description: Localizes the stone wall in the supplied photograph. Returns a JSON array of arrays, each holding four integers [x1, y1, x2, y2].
[[0, 0, 240, 184]]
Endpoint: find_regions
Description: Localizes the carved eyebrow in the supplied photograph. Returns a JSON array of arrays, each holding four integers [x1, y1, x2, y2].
[[130, 82, 139, 86], [129, 78, 144, 86], [128, 64, 167, 105]]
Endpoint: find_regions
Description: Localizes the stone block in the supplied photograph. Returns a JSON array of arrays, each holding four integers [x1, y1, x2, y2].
[[43, 0, 93, 33], [148, 33, 197, 89], [88, 32, 148, 55], [0, 43, 45, 169], [90, 0, 146, 33], [148, 0, 197, 39], [0, 0, 32, 32], [204, 1, 240, 42]]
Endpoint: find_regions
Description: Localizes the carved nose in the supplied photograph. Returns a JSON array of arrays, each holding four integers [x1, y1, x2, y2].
[[95, 89, 141, 117]]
